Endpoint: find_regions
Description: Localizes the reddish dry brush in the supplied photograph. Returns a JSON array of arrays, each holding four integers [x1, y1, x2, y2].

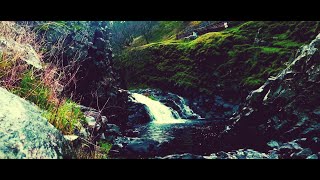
[[0, 21, 80, 105], [0, 21, 42, 89]]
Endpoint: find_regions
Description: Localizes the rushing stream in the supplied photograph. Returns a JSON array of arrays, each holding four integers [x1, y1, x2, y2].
[[130, 92, 203, 144], [110, 90, 231, 158]]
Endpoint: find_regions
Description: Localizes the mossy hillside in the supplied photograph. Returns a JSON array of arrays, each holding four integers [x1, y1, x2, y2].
[[117, 31, 243, 97], [116, 21, 320, 100], [130, 21, 206, 47]]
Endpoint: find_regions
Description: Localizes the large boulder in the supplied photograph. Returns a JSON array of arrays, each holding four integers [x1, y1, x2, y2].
[[0, 87, 74, 159], [127, 99, 152, 126]]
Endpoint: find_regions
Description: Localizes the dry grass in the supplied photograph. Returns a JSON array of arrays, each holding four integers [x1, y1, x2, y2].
[[0, 21, 80, 132], [0, 21, 60, 104], [0, 21, 80, 104], [0, 21, 41, 50]]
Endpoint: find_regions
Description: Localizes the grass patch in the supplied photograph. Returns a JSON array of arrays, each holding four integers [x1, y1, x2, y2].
[[13, 71, 53, 110], [43, 99, 84, 135]]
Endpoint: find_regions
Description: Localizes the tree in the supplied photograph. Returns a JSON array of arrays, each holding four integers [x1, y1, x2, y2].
[[109, 21, 158, 52], [135, 21, 157, 44]]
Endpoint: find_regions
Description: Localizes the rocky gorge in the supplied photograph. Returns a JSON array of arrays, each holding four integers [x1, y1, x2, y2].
[[1, 21, 320, 159]]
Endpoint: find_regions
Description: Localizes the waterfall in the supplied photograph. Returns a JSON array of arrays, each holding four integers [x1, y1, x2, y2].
[[176, 95, 202, 119], [130, 93, 186, 124]]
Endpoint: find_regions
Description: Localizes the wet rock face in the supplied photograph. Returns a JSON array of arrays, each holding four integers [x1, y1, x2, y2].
[[110, 137, 165, 159], [77, 105, 123, 143], [190, 95, 239, 119], [158, 138, 319, 159], [75, 26, 128, 126], [127, 100, 151, 126], [0, 87, 73, 159], [205, 149, 270, 159], [222, 33, 320, 152], [159, 153, 205, 159]]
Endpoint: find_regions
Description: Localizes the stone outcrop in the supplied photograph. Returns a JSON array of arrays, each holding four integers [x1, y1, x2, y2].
[[221, 33, 320, 153], [0, 87, 73, 159]]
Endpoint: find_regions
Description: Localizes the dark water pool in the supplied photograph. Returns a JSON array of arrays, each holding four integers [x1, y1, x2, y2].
[[111, 119, 228, 158]]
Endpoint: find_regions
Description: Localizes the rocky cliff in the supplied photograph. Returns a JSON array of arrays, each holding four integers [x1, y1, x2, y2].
[[221, 33, 320, 155]]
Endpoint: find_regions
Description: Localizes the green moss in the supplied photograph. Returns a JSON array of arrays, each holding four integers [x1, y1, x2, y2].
[[148, 95, 157, 101], [273, 40, 303, 48], [128, 84, 149, 90], [260, 47, 282, 54], [274, 32, 288, 40], [170, 72, 197, 88], [117, 21, 320, 99]]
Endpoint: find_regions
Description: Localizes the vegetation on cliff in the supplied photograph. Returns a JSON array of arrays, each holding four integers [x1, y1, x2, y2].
[[0, 21, 117, 158], [116, 21, 320, 100]]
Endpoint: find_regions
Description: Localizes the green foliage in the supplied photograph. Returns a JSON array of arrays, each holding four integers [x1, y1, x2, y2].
[[148, 21, 184, 42], [242, 76, 264, 87], [170, 72, 197, 88], [3, 65, 84, 135], [13, 71, 53, 110], [43, 99, 85, 135], [98, 141, 113, 159]]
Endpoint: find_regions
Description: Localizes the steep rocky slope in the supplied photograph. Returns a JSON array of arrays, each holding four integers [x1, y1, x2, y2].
[[220, 33, 320, 156]]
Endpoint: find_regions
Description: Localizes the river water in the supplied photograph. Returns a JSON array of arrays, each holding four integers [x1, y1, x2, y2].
[[113, 92, 227, 158]]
